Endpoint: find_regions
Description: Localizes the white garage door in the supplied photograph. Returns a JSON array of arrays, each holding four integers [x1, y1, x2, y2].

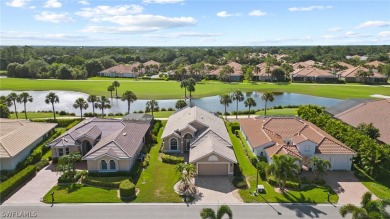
[[198, 163, 228, 176], [331, 156, 349, 170]]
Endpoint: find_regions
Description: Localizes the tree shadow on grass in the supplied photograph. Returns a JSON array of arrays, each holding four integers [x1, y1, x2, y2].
[[279, 204, 327, 218]]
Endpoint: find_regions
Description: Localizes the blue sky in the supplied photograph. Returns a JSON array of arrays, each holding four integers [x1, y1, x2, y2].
[[1, 0, 390, 46]]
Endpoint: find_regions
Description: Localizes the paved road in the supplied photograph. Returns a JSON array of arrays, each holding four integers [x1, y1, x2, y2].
[[1, 203, 347, 219]]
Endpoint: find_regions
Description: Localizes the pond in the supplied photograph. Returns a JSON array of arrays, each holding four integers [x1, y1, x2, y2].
[[0, 90, 341, 115]]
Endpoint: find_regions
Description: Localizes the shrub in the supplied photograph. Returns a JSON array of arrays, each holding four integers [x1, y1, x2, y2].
[[137, 110, 144, 113], [35, 159, 49, 171], [59, 111, 67, 116], [167, 107, 173, 111], [82, 176, 130, 188], [230, 122, 240, 133], [32, 119, 81, 128], [115, 113, 123, 116], [267, 176, 300, 189], [161, 108, 166, 111], [257, 161, 269, 180], [153, 120, 162, 136], [232, 176, 248, 189], [142, 154, 150, 168], [69, 113, 76, 116], [87, 171, 131, 177], [161, 154, 184, 164], [58, 171, 81, 183], [0, 165, 36, 199], [52, 157, 59, 164], [108, 113, 114, 116], [119, 179, 136, 198]]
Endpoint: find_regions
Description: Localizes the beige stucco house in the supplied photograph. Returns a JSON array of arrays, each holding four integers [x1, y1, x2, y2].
[[47, 114, 152, 172], [162, 107, 237, 176], [0, 119, 57, 170]]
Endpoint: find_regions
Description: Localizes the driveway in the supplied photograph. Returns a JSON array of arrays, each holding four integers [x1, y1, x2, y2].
[[193, 176, 243, 204], [323, 171, 375, 205], [3, 163, 59, 205]]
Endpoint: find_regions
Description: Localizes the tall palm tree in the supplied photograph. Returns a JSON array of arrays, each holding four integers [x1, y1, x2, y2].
[[176, 163, 196, 200], [7, 92, 19, 119], [73, 98, 88, 119], [17, 92, 33, 120], [121, 90, 137, 114], [94, 96, 111, 117], [146, 100, 158, 116], [267, 154, 300, 192], [339, 192, 390, 219], [45, 92, 59, 120], [87, 95, 98, 115], [232, 90, 244, 119], [220, 94, 232, 119], [107, 85, 115, 99], [180, 79, 189, 99], [244, 97, 256, 118], [112, 81, 120, 98], [187, 78, 196, 101], [261, 92, 274, 116], [200, 205, 233, 219], [310, 156, 331, 180]]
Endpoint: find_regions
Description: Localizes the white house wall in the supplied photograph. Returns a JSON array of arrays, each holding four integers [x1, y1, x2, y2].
[[296, 140, 317, 157]]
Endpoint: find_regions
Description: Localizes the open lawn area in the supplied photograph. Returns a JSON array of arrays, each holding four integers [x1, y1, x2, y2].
[[226, 122, 338, 203], [1, 78, 389, 100], [9, 112, 69, 119], [354, 166, 390, 200], [254, 108, 297, 116]]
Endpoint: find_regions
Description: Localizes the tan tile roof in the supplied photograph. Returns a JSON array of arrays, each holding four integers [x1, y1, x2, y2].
[[340, 66, 387, 78], [264, 144, 302, 159], [335, 99, 390, 144], [253, 65, 278, 76], [0, 119, 57, 158], [291, 67, 336, 78], [143, 60, 160, 66], [337, 62, 354, 69], [209, 61, 243, 76], [366, 61, 384, 68], [292, 60, 321, 70]]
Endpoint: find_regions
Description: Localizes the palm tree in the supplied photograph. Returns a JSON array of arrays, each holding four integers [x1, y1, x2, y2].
[[261, 92, 274, 116], [87, 95, 98, 115], [146, 100, 159, 116], [187, 78, 196, 101], [200, 205, 233, 219], [94, 96, 111, 117], [180, 79, 189, 99], [17, 92, 33, 120], [176, 163, 196, 201], [232, 90, 244, 119], [7, 92, 19, 119], [244, 97, 256, 118], [73, 98, 88, 119], [175, 100, 187, 110], [45, 92, 59, 120], [220, 94, 232, 119], [267, 154, 300, 192], [107, 85, 115, 99], [121, 90, 137, 114], [339, 192, 390, 219], [310, 156, 331, 180], [112, 81, 120, 98]]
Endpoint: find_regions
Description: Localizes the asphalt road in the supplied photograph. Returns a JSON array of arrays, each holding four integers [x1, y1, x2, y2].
[[0, 203, 348, 219]]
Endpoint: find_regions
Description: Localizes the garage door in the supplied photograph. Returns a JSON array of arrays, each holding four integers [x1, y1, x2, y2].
[[331, 156, 349, 170], [198, 163, 228, 176]]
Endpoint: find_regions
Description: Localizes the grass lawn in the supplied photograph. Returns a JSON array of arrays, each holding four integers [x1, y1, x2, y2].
[[146, 110, 175, 118], [43, 184, 121, 203], [227, 122, 338, 203], [9, 112, 68, 119], [254, 108, 298, 116], [133, 120, 182, 202], [354, 166, 390, 199], [1, 78, 389, 100]]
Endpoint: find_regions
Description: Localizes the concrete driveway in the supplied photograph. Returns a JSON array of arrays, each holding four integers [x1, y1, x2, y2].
[[323, 171, 375, 205], [3, 163, 59, 205], [193, 176, 243, 204]]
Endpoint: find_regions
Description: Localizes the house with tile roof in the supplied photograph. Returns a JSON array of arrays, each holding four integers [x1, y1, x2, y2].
[[47, 115, 152, 172], [291, 67, 338, 83], [251, 63, 278, 81], [240, 117, 356, 170], [1, 119, 57, 170], [162, 106, 237, 176], [98, 63, 142, 78], [338, 66, 387, 83], [292, 60, 322, 70], [208, 61, 243, 82]]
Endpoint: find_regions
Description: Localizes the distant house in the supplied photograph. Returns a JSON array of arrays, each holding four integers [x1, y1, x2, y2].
[[336, 62, 354, 70], [47, 115, 153, 172], [330, 99, 390, 145], [325, 99, 374, 116], [292, 60, 321, 70], [338, 66, 387, 83], [209, 61, 243, 82], [251, 63, 277, 81], [143, 60, 161, 74], [161, 107, 237, 176], [98, 63, 141, 78], [366, 61, 384, 70], [1, 119, 57, 170], [240, 117, 356, 170], [291, 67, 338, 83]]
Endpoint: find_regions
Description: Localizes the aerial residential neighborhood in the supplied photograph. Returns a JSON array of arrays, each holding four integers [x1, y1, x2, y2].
[[1, 0, 390, 219]]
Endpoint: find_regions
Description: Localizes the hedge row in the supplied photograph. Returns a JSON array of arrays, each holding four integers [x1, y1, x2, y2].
[[58, 171, 82, 184], [161, 154, 184, 164], [119, 179, 136, 198], [35, 160, 49, 171], [0, 165, 36, 200], [31, 118, 82, 128], [267, 176, 300, 190], [88, 171, 131, 177], [82, 176, 128, 188]]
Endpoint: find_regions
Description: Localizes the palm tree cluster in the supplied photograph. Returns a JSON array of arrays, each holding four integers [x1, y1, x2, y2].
[[176, 162, 196, 201], [3, 92, 33, 119], [267, 154, 301, 192], [339, 192, 390, 219], [180, 77, 196, 100]]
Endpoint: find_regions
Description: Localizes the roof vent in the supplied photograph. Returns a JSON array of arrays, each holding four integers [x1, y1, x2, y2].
[[123, 133, 127, 136]]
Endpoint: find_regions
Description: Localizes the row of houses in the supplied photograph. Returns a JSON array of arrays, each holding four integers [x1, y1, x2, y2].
[[98, 60, 160, 78]]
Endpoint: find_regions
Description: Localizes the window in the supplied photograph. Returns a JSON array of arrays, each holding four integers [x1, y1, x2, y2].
[[110, 160, 116, 170], [65, 148, 70, 155], [58, 148, 63, 156], [101, 160, 107, 170], [170, 138, 178, 150]]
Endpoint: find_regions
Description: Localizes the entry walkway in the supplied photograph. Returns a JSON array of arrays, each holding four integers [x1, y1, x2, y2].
[[3, 163, 59, 205]]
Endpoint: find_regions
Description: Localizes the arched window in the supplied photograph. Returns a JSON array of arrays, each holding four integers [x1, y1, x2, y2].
[[110, 160, 116, 170], [170, 138, 178, 150], [101, 160, 107, 170]]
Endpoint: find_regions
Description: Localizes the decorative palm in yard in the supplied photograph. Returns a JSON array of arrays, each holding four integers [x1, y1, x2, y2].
[[121, 90, 137, 114], [267, 154, 300, 193], [87, 94, 98, 115], [261, 92, 274, 116], [176, 162, 196, 201], [339, 192, 390, 219], [112, 81, 120, 98], [244, 97, 256, 118], [45, 92, 59, 120], [220, 94, 232, 119], [17, 92, 33, 120], [7, 92, 19, 119], [94, 96, 111, 117], [73, 98, 88, 119], [200, 205, 233, 219], [232, 90, 244, 119], [310, 156, 331, 181], [145, 100, 159, 116]]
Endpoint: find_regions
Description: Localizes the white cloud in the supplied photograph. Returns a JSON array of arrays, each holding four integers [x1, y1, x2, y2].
[[29, 6, 36, 9], [288, 5, 332, 12], [145, 32, 223, 38], [43, 0, 61, 8], [5, 0, 30, 7], [378, 31, 390, 38], [248, 10, 267, 17], [143, 0, 184, 4], [328, 27, 342, 32], [216, 11, 239, 17], [78, 0, 89, 5], [76, 5, 143, 20], [345, 31, 358, 37], [34, 11, 74, 23], [356, 20, 390, 29], [321, 34, 337, 39]]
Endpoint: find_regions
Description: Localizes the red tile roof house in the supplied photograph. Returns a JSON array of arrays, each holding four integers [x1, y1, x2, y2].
[[291, 67, 338, 83], [240, 117, 356, 170], [292, 60, 322, 70], [251, 63, 278, 81], [208, 61, 243, 82], [98, 63, 142, 78], [47, 115, 153, 172], [338, 66, 387, 83], [143, 60, 161, 74]]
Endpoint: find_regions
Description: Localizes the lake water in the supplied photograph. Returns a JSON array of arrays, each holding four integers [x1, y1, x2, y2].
[[0, 90, 341, 115]]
